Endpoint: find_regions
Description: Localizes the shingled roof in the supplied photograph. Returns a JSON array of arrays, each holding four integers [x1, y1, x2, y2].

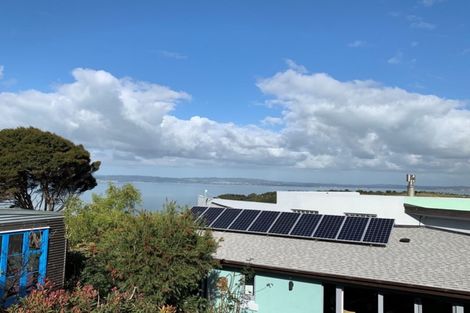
[[212, 226, 470, 300]]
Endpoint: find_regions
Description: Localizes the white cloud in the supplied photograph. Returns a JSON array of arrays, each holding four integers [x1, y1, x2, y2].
[[387, 51, 403, 64], [407, 15, 436, 30], [261, 116, 283, 126], [0, 65, 4, 79], [158, 50, 188, 60], [0, 68, 300, 167], [257, 69, 470, 172], [348, 40, 367, 48], [420, 0, 445, 7], [1, 67, 470, 174], [285, 59, 308, 74]]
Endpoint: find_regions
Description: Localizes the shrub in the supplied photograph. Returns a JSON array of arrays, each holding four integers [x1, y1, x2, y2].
[[64, 184, 217, 311], [90, 204, 217, 307], [7, 282, 158, 313]]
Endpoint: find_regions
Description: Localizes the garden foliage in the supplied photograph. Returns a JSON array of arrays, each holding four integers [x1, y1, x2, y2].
[[64, 184, 218, 311]]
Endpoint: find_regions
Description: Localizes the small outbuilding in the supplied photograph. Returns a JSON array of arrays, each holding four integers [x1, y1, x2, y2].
[[0, 209, 66, 305]]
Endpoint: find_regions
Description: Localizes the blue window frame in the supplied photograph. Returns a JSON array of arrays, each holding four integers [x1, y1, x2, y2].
[[0, 228, 49, 306]]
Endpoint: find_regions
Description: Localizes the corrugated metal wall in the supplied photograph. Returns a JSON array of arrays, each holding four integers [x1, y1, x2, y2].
[[0, 217, 66, 288]]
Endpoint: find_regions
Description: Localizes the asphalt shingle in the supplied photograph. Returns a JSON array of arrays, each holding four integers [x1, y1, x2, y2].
[[213, 227, 470, 295]]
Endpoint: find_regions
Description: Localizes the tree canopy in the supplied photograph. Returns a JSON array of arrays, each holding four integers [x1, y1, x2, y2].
[[217, 192, 276, 203], [0, 127, 100, 211], [65, 184, 218, 312]]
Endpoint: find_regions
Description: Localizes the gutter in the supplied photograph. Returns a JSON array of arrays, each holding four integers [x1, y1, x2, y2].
[[405, 204, 470, 220]]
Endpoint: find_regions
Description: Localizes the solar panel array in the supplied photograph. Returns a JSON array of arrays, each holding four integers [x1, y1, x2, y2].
[[192, 206, 394, 246]]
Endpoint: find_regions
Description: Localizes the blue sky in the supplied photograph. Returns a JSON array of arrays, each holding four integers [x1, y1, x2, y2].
[[1, 0, 470, 186]]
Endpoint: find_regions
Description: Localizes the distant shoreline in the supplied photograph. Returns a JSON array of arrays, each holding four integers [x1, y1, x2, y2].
[[96, 175, 470, 195]]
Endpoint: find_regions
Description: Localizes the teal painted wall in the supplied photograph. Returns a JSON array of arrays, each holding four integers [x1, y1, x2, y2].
[[209, 269, 323, 313], [255, 273, 323, 313]]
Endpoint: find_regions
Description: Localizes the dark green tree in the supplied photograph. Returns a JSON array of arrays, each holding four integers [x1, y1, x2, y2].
[[0, 127, 100, 211]]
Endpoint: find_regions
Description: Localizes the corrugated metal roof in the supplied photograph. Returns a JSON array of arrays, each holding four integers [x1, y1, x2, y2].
[[0, 208, 63, 224]]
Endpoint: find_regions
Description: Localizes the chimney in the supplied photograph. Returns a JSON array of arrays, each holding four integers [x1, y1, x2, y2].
[[406, 174, 416, 197]]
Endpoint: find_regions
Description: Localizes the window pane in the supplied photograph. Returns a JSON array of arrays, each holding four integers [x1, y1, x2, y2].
[[384, 292, 414, 313], [26, 272, 39, 291], [7, 255, 23, 276], [344, 286, 378, 313], [8, 234, 23, 255], [29, 231, 42, 250], [28, 253, 40, 272], [5, 276, 20, 297], [422, 297, 452, 313]]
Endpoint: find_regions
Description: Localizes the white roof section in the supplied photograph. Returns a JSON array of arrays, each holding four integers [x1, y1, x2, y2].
[[200, 191, 420, 226], [277, 191, 419, 225], [207, 198, 282, 211]]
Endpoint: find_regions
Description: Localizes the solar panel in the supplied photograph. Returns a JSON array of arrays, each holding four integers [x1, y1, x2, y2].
[[362, 218, 394, 244], [198, 207, 225, 226], [211, 208, 242, 229], [268, 212, 301, 235], [248, 211, 280, 233], [337, 217, 369, 241], [290, 214, 322, 237], [191, 206, 395, 246], [190, 206, 208, 219], [313, 215, 345, 239], [229, 210, 261, 231]]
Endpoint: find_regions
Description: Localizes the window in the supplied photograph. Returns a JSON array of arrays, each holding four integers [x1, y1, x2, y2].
[[0, 228, 49, 306], [421, 296, 453, 313], [244, 273, 255, 297]]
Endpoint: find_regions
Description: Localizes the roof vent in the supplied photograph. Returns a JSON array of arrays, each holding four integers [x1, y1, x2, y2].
[[399, 238, 411, 243]]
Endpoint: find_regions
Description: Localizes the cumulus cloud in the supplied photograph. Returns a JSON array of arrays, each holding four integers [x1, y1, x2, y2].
[[0, 68, 301, 167], [1, 67, 470, 174], [257, 69, 470, 172], [420, 0, 445, 7], [387, 51, 403, 64], [407, 15, 436, 30], [285, 59, 308, 74], [261, 116, 284, 126], [348, 40, 368, 48], [0, 65, 4, 79]]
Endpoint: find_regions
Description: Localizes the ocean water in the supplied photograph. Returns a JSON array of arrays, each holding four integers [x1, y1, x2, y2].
[[81, 181, 315, 211], [80, 180, 470, 211]]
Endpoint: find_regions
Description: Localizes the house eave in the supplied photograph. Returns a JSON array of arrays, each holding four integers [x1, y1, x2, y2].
[[217, 259, 470, 301]]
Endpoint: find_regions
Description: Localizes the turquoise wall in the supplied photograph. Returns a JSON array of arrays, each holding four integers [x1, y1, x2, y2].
[[255, 273, 323, 313], [209, 269, 323, 313]]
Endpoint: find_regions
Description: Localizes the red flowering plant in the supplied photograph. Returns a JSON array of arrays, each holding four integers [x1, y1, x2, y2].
[[6, 281, 97, 313], [5, 282, 158, 313]]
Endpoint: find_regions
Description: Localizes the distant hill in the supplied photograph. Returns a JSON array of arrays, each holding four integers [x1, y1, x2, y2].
[[217, 192, 277, 203], [97, 175, 470, 196]]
